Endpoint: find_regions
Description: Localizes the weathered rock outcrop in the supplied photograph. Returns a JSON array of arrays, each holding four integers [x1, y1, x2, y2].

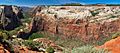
[[0, 5, 23, 30], [30, 6, 120, 42]]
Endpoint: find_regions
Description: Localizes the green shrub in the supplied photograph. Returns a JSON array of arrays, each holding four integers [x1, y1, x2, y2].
[[91, 11, 99, 16], [28, 33, 44, 40], [11, 38, 24, 46], [0, 31, 9, 39], [46, 47, 55, 53], [8, 30, 18, 37], [7, 26, 25, 36], [23, 40, 42, 50], [109, 15, 117, 18]]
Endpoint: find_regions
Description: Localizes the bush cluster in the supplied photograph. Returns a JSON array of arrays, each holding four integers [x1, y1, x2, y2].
[[23, 40, 42, 50], [0, 30, 9, 39], [28, 33, 44, 40]]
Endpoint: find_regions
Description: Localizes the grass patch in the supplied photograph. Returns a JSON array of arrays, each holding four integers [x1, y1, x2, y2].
[[46, 47, 55, 53], [63, 45, 109, 53], [71, 45, 109, 53], [28, 33, 44, 40]]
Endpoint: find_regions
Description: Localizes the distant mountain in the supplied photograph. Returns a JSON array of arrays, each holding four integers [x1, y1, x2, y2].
[[106, 4, 120, 6], [85, 3, 120, 6], [61, 3, 83, 6]]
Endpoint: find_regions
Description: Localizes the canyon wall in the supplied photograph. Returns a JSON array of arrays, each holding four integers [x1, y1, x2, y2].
[[31, 6, 120, 41]]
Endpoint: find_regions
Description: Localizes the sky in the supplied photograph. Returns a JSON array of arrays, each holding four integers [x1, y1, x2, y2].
[[0, 0, 120, 7]]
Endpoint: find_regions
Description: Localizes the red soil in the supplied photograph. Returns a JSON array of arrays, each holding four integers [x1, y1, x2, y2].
[[98, 36, 120, 53]]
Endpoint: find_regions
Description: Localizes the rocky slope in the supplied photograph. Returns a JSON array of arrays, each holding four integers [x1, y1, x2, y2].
[[30, 6, 120, 42]]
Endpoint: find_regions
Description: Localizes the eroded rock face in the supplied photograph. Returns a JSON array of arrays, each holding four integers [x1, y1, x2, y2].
[[30, 6, 120, 42], [0, 5, 23, 30]]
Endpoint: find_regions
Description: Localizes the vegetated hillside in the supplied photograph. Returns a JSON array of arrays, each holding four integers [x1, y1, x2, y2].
[[1, 5, 120, 53]]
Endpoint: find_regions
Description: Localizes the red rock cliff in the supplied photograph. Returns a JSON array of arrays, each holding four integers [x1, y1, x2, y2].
[[30, 6, 120, 41]]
